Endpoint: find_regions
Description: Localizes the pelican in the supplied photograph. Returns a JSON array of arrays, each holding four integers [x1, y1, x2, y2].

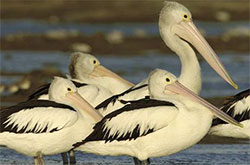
[[96, 1, 238, 115], [29, 52, 134, 105], [0, 77, 102, 165], [28, 79, 112, 108], [69, 52, 134, 94], [73, 69, 242, 165], [209, 89, 250, 139], [28, 52, 133, 164]]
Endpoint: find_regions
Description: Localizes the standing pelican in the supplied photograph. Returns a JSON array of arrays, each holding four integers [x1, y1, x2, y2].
[[209, 89, 250, 139], [96, 1, 238, 115], [0, 77, 102, 165], [73, 69, 242, 165], [27, 52, 133, 164]]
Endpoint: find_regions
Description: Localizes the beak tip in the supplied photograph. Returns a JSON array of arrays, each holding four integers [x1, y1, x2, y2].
[[229, 80, 238, 89], [233, 84, 239, 90]]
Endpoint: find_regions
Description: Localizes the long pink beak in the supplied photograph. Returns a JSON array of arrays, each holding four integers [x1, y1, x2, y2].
[[165, 81, 243, 128], [172, 21, 238, 89], [90, 65, 134, 87], [66, 92, 103, 122]]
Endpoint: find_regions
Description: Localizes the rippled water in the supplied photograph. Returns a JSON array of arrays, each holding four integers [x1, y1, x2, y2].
[[1, 51, 249, 98], [1, 20, 249, 37], [1, 20, 250, 164], [1, 144, 249, 164]]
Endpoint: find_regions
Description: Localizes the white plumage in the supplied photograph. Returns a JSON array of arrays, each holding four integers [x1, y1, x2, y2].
[[30, 52, 133, 107], [69, 52, 133, 94], [73, 69, 241, 165], [96, 1, 237, 116], [4, 106, 77, 134], [27, 52, 134, 163], [209, 89, 250, 139], [0, 77, 102, 164]]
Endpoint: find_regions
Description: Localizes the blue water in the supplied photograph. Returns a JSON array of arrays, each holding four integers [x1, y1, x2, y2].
[[1, 20, 250, 165], [0, 144, 249, 164], [1, 51, 249, 98], [1, 20, 249, 37]]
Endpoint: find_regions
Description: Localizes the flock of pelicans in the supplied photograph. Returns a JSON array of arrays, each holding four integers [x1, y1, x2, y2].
[[0, 1, 249, 165]]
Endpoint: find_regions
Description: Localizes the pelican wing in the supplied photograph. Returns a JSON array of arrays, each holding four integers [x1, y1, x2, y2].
[[0, 100, 77, 134], [71, 80, 88, 88], [77, 84, 112, 107], [28, 80, 88, 101], [73, 97, 178, 148], [212, 89, 250, 126], [28, 83, 50, 100], [95, 84, 148, 110]]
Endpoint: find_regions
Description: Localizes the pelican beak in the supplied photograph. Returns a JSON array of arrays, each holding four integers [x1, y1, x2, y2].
[[164, 81, 243, 128], [90, 65, 134, 87], [172, 21, 238, 89], [66, 92, 103, 122]]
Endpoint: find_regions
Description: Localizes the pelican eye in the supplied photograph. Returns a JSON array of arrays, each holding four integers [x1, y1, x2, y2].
[[67, 88, 72, 92], [166, 78, 171, 82], [93, 60, 97, 64], [183, 14, 189, 20]]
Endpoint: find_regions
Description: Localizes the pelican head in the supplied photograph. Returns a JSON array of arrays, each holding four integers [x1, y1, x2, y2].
[[69, 52, 133, 86], [160, 1, 192, 27], [148, 69, 243, 128], [159, 1, 238, 89], [69, 52, 101, 79], [148, 68, 176, 98], [49, 77, 102, 121]]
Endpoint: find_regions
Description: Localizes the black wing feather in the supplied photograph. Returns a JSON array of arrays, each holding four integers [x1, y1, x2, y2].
[[28, 80, 87, 100], [71, 80, 88, 88], [212, 89, 250, 126], [73, 97, 175, 148], [0, 100, 75, 133], [95, 84, 148, 110], [28, 83, 50, 100]]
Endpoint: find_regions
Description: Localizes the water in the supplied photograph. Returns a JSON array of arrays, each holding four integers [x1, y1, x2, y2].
[[1, 20, 249, 37], [1, 20, 250, 165], [0, 144, 249, 164], [1, 51, 249, 98]]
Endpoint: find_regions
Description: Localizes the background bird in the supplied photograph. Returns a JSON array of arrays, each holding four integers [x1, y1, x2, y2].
[[209, 89, 250, 139]]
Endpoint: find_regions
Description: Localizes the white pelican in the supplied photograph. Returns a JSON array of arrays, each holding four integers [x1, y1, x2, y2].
[[28, 78, 106, 164], [0, 77, 102, 165], [96, 1, 238, 115], [69, 52, 134, 94], [72, 69, 242, 165], [29, 52, 134, 104], [29, 52, 134, 105], [209, 89, 250, 139], [28, 52, 133, 164]]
